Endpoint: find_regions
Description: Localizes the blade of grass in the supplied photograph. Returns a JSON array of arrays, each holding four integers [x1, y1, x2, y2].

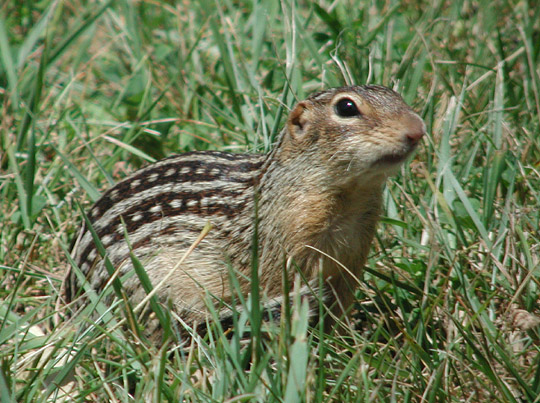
[[6, 144, 30, 229], [53, 146, 101, 202], [0, 15, 19, 108]]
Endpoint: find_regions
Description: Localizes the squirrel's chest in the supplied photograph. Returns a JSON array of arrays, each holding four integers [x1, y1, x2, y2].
[[259, 184, 382, 272], [319, 203, 381, 257]]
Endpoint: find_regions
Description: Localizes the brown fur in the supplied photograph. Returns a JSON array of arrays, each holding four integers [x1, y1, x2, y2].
[[64, 85, 425, 332]]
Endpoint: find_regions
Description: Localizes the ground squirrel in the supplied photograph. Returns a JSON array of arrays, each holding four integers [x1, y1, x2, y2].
[[64, 85, 425, 332]]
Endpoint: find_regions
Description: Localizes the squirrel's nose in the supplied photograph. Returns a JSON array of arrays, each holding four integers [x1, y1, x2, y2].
[[406, 129, 425, 143], [401, 113, 426, 144]]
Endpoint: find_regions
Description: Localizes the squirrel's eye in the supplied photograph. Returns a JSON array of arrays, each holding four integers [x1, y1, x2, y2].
[[335, 98, 360, 117]]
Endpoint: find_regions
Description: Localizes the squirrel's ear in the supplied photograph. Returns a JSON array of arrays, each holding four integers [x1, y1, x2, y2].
[[287, 102, 312, 143]]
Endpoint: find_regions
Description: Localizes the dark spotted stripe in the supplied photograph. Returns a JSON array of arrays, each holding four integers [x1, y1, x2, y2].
[[88, 155, 263, 220], [77, 188, 252, 269], [106, 187, 249, 235], [167, 150, 262, 163]]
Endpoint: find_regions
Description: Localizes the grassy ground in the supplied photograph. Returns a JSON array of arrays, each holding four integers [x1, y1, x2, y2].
[[1, 0, 539, 401]]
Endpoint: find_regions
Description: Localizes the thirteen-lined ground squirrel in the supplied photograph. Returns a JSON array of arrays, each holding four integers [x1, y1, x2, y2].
[[64, 85, 425, 331]]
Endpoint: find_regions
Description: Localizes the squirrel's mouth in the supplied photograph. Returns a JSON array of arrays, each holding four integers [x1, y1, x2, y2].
[[374, 146, 416, 167], [376, 153, 408, 165]]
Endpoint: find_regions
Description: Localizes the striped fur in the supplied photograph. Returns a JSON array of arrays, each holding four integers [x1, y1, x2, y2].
[[64, 85, 426, 331]]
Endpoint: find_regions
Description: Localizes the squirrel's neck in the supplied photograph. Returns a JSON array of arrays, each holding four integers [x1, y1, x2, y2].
[[257, 145, 385, 287]]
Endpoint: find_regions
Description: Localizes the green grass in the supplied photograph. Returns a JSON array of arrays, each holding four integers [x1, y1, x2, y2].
[[1, 0, 540, 401]]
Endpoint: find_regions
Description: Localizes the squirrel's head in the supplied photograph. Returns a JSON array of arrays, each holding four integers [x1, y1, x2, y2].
[[280, 85, 426, 186]]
